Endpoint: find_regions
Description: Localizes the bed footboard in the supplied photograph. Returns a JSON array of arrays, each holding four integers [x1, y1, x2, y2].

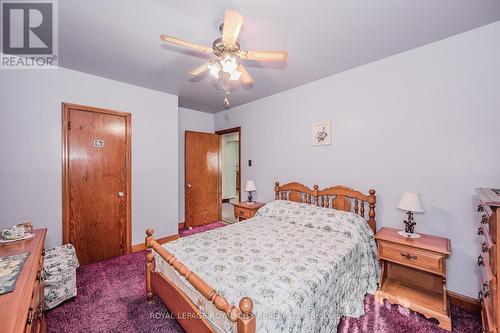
[[145, 229, 256, 333]]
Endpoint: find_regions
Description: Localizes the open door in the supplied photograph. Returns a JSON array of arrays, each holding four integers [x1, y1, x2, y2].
[[185, 131, 221, 227]]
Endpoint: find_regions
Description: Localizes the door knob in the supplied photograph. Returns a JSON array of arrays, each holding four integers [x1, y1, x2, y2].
[[118, 191, 125, 197], [187, 184, 192, 188]]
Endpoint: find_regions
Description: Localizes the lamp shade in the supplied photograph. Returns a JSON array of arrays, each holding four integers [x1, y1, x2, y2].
[[397, 192, 425, 213], [245, 180, 256, 192]]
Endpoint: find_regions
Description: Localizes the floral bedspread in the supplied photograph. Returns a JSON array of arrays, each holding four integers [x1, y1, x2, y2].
[[158, 200, 380, 333]]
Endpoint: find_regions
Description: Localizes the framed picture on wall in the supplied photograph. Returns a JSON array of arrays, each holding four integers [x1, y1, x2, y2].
[[312, 122, 331, 146]]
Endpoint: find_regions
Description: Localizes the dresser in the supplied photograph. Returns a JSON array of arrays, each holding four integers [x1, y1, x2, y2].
[[0, 229, 47, 333], [476, 188, 500, 333]]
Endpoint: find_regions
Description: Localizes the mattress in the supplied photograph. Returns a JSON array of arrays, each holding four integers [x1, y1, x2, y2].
[[154, 200, 380, 333]]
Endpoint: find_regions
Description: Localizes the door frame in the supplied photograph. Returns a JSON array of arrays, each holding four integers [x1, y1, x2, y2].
[[61, 102, 132, 253], [215, 127, 242, 203]]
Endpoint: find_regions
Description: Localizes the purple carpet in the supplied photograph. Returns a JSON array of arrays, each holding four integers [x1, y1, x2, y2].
[[46, 221, 480, 332], [338, 295, 480, 333], [178, 221, 226, 237]]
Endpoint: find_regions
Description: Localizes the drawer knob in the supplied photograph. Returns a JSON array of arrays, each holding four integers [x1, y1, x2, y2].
[[481, 214, 488, 225], [26, 307, 34, 324], [400, 252, 417, 260], [478, 255, 484, 266], [483, 283, 490, 298], [478, 227, 484, 236], [36, 305, 44, 319], [478, 204, 484, 212], [482, 242, 489, 253]]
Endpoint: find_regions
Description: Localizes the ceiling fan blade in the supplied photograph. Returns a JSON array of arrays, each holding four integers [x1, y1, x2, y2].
[[222, 10, 243, 45], [189, 62, 210, 76], [242, 50, 288, 62], [238, 64, 253, 85], [160, 34, 213, 54]]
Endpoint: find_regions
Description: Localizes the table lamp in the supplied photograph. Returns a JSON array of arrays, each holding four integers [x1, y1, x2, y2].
[[245, 180, 256, 204], [397, 192, 425, 238]]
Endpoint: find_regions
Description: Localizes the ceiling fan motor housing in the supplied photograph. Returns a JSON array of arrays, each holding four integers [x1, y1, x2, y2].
[[212, 37, 240, 57]]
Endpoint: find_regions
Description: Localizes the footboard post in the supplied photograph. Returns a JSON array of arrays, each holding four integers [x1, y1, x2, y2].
[[237, 297, 256, 333], [145, 228, 155, 303]]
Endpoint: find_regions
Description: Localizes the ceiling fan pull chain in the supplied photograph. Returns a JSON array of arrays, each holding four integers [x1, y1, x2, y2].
[[223, 86, 230, 108]]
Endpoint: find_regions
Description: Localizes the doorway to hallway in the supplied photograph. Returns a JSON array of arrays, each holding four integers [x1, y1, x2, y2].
[[217, 127, 240, 224]]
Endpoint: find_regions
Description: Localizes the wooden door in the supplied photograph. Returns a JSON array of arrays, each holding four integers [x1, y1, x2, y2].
[[62, 103, 131, 265], [185, 131, 220, 227]]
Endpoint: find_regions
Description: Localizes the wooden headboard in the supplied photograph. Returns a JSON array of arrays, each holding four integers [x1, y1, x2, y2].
[[274, 181, 377, 233]]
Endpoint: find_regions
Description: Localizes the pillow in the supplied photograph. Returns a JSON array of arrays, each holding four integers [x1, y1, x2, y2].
[[255, 199, 373, 235], [254, 199, 318, 219]]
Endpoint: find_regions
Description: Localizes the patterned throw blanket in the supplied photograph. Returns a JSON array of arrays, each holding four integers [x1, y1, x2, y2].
[[44, 244, 80, 309], [160, 200, 380, 333]]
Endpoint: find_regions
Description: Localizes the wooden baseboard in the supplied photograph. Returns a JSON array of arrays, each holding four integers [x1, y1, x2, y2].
[[448, 291, 480, 314], [178, 222, 185, 230], [132, 234, 179, 252]]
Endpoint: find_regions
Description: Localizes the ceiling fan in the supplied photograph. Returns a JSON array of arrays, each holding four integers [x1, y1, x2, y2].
[[160, 9, 288, 108]]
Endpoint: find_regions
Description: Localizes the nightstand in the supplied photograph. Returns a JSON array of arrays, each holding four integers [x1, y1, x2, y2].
[[233, 202, 265, 221], [375, 227, 452, 331]]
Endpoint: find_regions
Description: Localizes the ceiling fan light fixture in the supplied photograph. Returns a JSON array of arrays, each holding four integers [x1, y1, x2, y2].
[[160, 9, 288, 109], [208, 61, 221, 78], [221, 54, 237, 74], [229, 69, 242, 81]]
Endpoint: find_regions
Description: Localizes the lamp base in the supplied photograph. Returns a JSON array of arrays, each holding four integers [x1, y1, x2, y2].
[[398, 230, 421, 239], [247, 192, 253, 203]]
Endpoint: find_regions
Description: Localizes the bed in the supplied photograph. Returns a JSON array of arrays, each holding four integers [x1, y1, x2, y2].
[[145, 182, 379, 333]]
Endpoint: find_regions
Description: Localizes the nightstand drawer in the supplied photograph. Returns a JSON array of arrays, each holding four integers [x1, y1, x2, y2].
[[232, 202, 265, 221], [378, 241, 445, 275], [234, 207, 252, 219]]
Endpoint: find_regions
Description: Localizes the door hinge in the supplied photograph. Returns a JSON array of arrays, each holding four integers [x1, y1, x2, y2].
[[67, 121, 71, 130]]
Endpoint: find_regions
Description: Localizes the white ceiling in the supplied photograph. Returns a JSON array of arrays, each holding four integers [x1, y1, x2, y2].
[[59, 1, 500, 113]]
